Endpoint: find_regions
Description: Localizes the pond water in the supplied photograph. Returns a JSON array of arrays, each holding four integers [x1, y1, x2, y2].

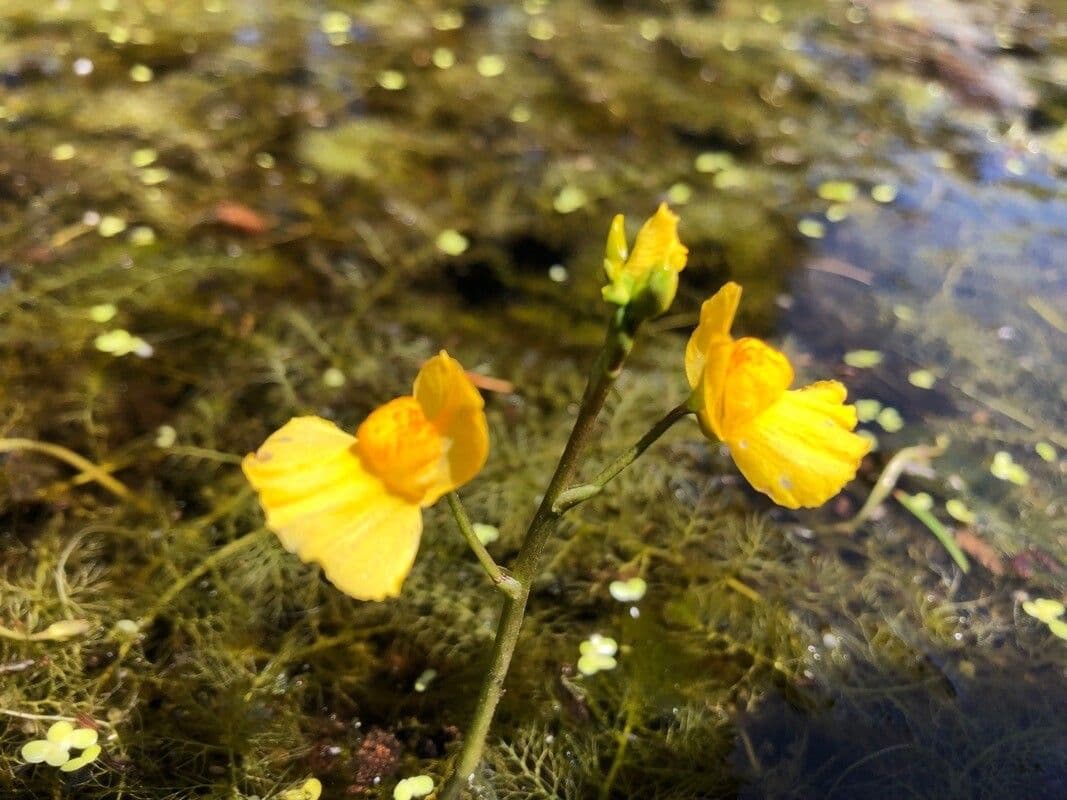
[[1, 1, 1064, 798]]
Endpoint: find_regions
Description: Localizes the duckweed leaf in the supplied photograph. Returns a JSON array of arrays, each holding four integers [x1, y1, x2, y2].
[[609, 577, 647, 602], [1022, 598, 1065, 624], [844, 349, 883, 368]]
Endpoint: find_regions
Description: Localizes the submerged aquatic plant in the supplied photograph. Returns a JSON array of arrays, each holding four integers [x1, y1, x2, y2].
[[241, 206, 867, 796], [20, 721, 101, 773]]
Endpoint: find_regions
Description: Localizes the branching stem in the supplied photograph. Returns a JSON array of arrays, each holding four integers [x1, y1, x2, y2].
[[447, 492, 522, 600], [0, 438, 149, 511], [554, 402, 692, 513], [441, 313, 682, 798]]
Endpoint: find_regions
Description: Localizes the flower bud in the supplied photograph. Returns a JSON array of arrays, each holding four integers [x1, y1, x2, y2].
[[600, 203, 687, 321]]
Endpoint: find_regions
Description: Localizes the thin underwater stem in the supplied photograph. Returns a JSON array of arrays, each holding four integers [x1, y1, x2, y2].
[[447, 492, 522, 600], [553, 402, 692, 513], [440, 315, 633, 799], [599, 694, 639, 800], [0, 438, 149, 511], [95, 529, 270, 694]]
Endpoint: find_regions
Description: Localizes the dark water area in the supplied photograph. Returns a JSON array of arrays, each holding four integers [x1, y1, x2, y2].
[[1, 1, 1064, 798]]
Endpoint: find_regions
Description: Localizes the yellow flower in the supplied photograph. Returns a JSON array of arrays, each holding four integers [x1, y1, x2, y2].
[[685, 283, 870, 509], [243, 351, 489, 600], [602, 203, 688, 319]]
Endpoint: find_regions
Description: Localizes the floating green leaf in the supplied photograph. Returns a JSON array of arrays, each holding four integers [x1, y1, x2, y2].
[[908, 369, 936, 389], [1022, 598, 1065, 624], [844, 349, 883, 368], [1035, 442, 1056, 463], [945, 499, 975, 524], [609, 577, 647, 602], [855, 398, 882, 422], [797, 218, 825, 239], [817, 180, 858, 203], [877, 406, 904, 433], [435, 229, 469, 256]]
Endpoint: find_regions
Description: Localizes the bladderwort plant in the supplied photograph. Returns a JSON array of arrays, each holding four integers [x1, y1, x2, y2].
[[241, 204, 870, 797]]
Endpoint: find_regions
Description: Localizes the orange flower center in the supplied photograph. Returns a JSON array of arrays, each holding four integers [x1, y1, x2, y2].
[[719, 337, 794, 436], [355, 397, 446, 502]]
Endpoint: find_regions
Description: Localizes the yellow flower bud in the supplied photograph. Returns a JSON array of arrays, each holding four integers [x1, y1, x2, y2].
[[601, 203, 687, 320]]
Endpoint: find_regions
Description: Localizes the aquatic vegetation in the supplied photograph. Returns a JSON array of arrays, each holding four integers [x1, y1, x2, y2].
[[608, 577, 647, 603], [576, 634, 619, 677], [20, 721, 101, 772], [281, 778, 322, 800], [392, 774, 434, 800], [235, 206, 873, 796]]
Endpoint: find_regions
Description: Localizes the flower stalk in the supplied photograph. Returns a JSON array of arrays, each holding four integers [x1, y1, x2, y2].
[[237, 204, 869, 799], [446, 492, 522, 600], [553, 402, 692, 514], [441, 314, 685, 797]]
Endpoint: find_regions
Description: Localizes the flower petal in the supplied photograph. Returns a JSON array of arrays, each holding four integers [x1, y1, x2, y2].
[[685, 281, 742, 388], [413, 351, 489, 504], [624, 203, 687, 277], [243, 416, 424, 600], [602, 213, 628, 282], [694, 338, 733, 440], [726, 381, 870, 509], [356, 397, 447, 503], [719, 337, 793, 437], [302, 486, 423, 602]]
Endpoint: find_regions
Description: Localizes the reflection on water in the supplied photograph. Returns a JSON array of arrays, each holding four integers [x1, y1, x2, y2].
[[0, 0, 1064, 797]]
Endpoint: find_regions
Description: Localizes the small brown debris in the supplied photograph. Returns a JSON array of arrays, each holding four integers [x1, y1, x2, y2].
[[212, 201, 274, 235], [347, 728, 401, 794], [954, 529, 1005, 576], [464, 371, 514, 394]]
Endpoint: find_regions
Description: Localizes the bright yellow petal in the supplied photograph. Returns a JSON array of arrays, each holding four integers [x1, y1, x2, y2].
[[602, 213, 628, 282], [297, 483, 422, 602], [694, 337, 734, 440], [242, 416, 423, 600], [412, 351, 489, 504], [685, 282, 742, 388], [719, 337, 794, 438], [725, 381, 870, 509], [355, 397, 446, 503], [624, 202, 687, 278]]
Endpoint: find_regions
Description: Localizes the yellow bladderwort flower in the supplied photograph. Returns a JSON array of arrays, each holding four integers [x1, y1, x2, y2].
[[685, 282, 870, 509], [602, 202, 688, 320], [243, 351, 489, 600]]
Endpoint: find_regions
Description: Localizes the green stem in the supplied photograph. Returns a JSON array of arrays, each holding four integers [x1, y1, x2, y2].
[[893, 490, 970, 573], [95, 529, 269, 694], [137, 528, 270, 628], [553, 402, 692, 513], [0, 438, 150, 511], [447, 493, 522, 600], [600, 696, 639, 800], [440, 315, 633, 799]]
